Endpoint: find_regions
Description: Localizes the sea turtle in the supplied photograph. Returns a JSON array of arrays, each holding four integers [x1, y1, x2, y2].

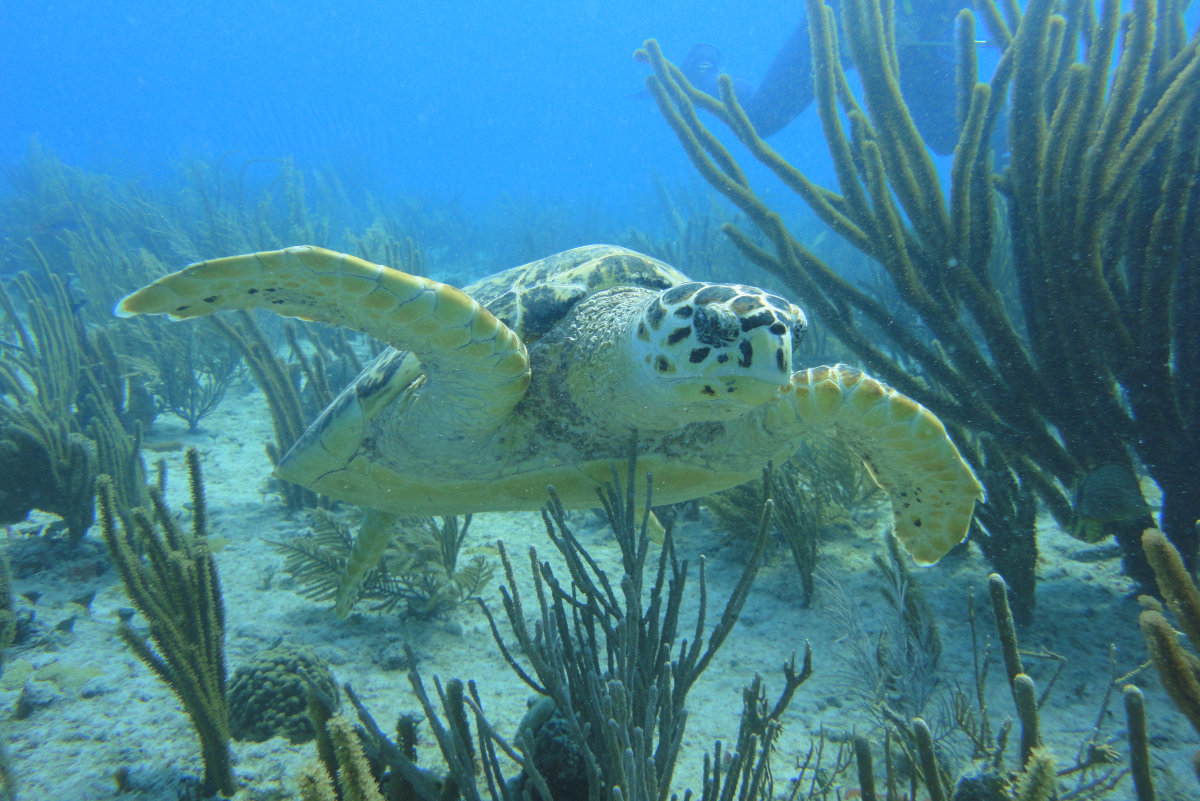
[[117, 244, 983, 615]]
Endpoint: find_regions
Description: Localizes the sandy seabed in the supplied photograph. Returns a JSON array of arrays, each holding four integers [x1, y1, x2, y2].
[[2, 380, 1196, 801]]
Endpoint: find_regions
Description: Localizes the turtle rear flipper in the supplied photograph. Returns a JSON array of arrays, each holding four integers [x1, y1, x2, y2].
[[781, 365, 983, 564], [116, 246, 532, 437]]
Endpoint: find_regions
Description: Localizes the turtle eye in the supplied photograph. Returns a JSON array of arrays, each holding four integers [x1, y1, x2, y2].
[[790, 308, 808, 353]]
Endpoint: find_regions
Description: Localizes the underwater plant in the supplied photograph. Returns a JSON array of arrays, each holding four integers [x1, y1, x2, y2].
[[123, 311, 243, 433], [0, 268, 146, 542], [477, 459, 775, 801], [0, 271, 97, 540], [822, 535, 943, 737], [274, 510, 493, 616], [1137, 527, 1200, 782], [838, 574, 1136, 801], [295, 456, 804, 801], [639, 0, 1200, 621], [288, 461, 1167, 801], [301, 711, 391, 801], [706, 446, 881, 606], [97, 448, 235, 797], [706, 461, 821, 604]]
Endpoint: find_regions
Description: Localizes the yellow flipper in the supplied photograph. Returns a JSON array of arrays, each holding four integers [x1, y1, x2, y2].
[[786, 364, 984, 564], [116, 246, 531, 414]]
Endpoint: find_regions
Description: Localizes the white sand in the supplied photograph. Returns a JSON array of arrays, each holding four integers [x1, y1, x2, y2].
[[2, 380, 1196, 800]]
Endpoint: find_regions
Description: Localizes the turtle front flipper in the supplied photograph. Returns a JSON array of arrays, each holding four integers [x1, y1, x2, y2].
[[334, 508, 399, 618], [116, 246, 532, 431], [774, 364, 983, 564]]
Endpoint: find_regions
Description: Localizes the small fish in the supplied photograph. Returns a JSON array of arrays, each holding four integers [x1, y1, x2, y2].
[[1069, 464, 1153, 543], [69, 590, 96, 612], [28, 218, 78, 237], [62, 275, 89, 314]]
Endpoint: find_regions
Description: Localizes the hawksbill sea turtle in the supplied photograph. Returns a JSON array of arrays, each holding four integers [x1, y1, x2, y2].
[[116, 244, 983, 616]]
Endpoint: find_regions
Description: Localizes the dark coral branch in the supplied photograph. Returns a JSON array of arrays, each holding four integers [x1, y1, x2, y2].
[[98, 453, 234, 797], [642, 0, 1200, 600]]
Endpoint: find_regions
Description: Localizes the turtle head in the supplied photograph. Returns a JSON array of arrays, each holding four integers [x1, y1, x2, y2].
[[633, 282, 806, 417]]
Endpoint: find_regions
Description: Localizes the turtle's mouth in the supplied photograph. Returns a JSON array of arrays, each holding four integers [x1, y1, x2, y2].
[[671, 375, 788, 408]]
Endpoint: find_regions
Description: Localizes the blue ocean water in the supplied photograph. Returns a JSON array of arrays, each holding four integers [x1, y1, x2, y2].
[[2, 2, 1200, 798], [1, 0, 828, 218]]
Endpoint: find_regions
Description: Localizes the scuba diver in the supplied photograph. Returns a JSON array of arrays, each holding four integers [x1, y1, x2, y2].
[[679, 0, 965, 155]]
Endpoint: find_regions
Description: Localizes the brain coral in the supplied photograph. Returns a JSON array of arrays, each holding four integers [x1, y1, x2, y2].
[[228, 645, 337, 744]]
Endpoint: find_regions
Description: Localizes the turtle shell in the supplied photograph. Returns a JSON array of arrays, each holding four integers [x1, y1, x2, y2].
[[340, 245, 689, 415], [463, 245, 689, 343], [278, 245, 691, 490]]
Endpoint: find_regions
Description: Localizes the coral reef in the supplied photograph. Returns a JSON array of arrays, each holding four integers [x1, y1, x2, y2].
[[228, 644, 338, 744], [478, 456, 776, 800], [0, 267, 145, 542], [125, 314, 242, 433], [638, 0, 1200, 620], [2, 93, 1194, 799], [822, 534, 942, 734], [706, 446, 881, 606], [97, 448, 235, 797], [832, 573, 1134, 800], [274, 511, 493, 616], [292, 456, 804, 801], [1138, 527, 1200, 781]]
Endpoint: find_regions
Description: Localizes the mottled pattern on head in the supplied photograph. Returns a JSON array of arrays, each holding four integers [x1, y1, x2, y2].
[[466, 245, 688, 343], [634, 281, 807, 398]]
